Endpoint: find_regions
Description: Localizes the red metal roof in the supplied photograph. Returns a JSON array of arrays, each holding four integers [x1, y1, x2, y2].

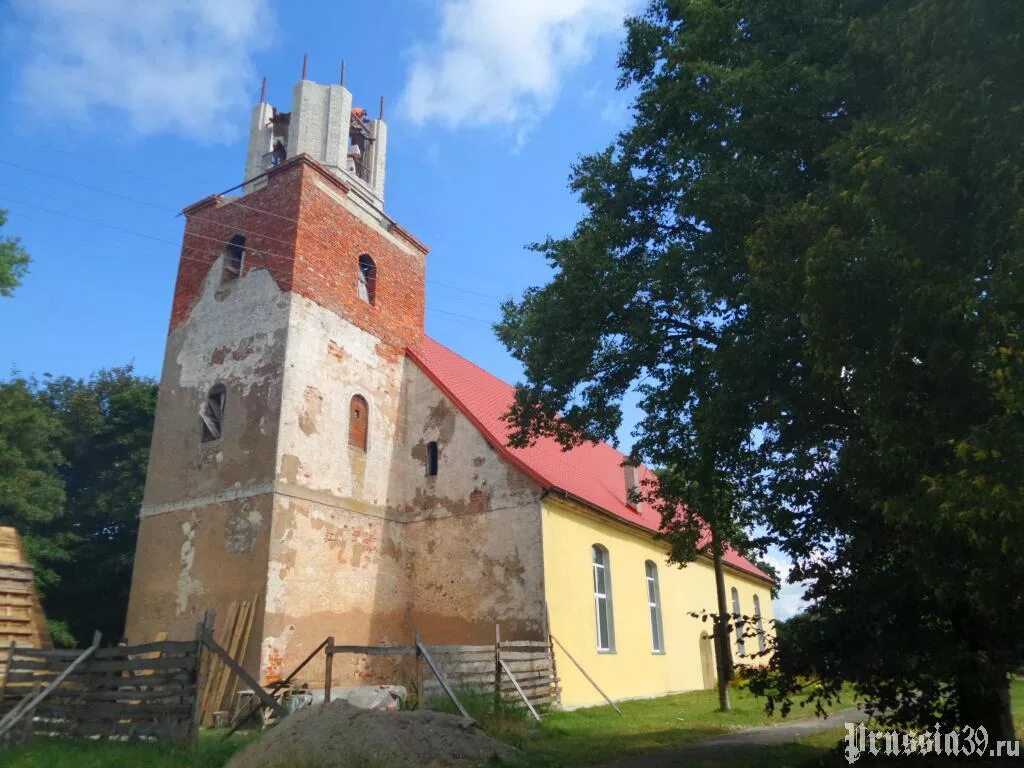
[[407, 337, 772, 584]]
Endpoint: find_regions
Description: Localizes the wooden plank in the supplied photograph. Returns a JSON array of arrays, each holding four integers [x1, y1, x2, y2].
[[329, 644, 414, 656], [277, 638, 328, 688], [324, 636, 334, 703], [0, 640, 15, 706], [416, 640, 470, 720], [47, 686, 195, 702], [34, 702, 194, 718], [201, 631, 286, 719], [550, 634, 622, 716], [0, 630, 102, 737], [92, 641, 197, 658], [3, 670, 195, 687], [9, 656, 198, 673], [500, 659, 541, 721], [191, 611, 213, 742]]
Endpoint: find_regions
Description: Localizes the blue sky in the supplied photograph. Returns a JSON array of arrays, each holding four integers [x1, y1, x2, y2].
[[0, 0, 804, 618]]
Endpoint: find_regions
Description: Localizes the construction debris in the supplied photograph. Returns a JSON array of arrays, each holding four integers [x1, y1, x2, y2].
[[225, 700, 518, 768]]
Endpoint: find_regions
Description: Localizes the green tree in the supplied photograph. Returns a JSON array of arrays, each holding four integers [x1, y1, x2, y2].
[[497, 0, 1024, 739], [0, 378, 69, 590], [0, 209, 31, 297], [39, 367, 158, 644]]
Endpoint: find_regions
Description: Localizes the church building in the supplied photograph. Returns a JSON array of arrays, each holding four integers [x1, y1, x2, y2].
[[124, 74, 774, 709]]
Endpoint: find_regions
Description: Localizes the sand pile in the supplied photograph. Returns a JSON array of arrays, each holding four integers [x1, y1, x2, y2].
[[225, 700, 519, 768]]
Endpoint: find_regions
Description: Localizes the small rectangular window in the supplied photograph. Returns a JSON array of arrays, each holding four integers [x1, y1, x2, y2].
[[223, 235, 245, 283], [426, 441, 439, 476], [201, 385, 226, 442]]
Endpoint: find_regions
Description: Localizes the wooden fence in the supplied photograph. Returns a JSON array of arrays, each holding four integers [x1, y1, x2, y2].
[[0, 639, 200, 742], [421, 639, 558, 710]]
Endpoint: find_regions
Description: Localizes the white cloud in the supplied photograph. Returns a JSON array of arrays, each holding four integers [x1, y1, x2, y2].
[[7, 0, 273, 142], [399, 0, 639, 133]]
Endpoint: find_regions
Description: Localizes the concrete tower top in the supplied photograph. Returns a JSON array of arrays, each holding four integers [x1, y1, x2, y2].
[[244, 76, 388, 210]]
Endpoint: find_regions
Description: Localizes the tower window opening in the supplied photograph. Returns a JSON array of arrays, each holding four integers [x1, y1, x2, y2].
[[358, 254, 377, 305], [349, 394, 369, 451], [201, 384, 227, 442], [426, 441, 439, 476], [348, 108, 373, 182], [223, 235, 245, 282]]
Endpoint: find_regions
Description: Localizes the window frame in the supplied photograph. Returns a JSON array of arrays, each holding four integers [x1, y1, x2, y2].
[[357, 254, 377, 306], [592, 544, 616, 653], [731, 586, 746, 657], [222, 235, 245, 283], [645, 560, 665, 654], [426, 441, 439, 476], [753, 594, 766, 654], [200, 384, 227, 443], [348, 394, 369, 451]]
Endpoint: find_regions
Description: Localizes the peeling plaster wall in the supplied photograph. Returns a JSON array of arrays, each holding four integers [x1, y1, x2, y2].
[[126, 261, 289, 648], [260, 293, 411, 685], [124, 494, 271, 678], [261, 495, 410, 687], [142, 264, 290, 508], [394, 363, 548, 645], [275, 293, 404, 514]]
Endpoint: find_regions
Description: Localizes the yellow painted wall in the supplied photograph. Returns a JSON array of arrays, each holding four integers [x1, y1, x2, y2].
[[542, 498, 775, 709]]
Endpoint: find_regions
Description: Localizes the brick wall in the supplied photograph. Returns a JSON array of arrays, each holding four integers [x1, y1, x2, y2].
[[292, 163, 426, 353], [171, 156, 426, 352]]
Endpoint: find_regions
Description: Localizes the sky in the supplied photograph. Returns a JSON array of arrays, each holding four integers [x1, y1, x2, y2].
[[0, 0, 806, 619]]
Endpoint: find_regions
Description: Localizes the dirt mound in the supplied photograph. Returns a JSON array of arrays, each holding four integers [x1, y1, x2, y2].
[[225, 700, 520, 768]]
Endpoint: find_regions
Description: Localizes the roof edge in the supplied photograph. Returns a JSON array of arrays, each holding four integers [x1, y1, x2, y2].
[[405, 346, 552, 492], [407, 341, 774, 587]]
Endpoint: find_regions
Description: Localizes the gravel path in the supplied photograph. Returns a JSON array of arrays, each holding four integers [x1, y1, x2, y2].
[[600, 707, 868, 767]]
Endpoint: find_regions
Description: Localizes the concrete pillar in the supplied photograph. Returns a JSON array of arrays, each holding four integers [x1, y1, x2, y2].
[[244, 102, 275, 194]]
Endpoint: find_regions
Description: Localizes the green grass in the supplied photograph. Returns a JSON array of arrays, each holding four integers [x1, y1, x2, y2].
[[1, 731, 255, 768], [504, 685, 843, 767], [1, 679, 1018, 768]]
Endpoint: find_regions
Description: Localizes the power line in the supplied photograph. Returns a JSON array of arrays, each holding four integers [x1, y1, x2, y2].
[[0, 159, 509, 302], [2, 198, 495, 326]]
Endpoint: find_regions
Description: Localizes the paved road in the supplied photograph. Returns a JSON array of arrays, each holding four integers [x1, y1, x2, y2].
[[601, 708, 868, 767]]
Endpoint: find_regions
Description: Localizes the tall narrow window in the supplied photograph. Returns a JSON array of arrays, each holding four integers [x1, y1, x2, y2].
[[349, 395, 369, 450], [200, 384, 226, 442], [357, 254, 377, 305], [753, 594, 766, 653], [223, 235, 245, 282], [731, 587, 746, 657], [645, 561, 665, 653], [426, 441, 439, 476], [592, 545, 615, 652]]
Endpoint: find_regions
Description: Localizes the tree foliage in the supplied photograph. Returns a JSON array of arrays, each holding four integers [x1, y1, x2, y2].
[[497, 0, 1024, 737], [0, 209, 30, 297], [0, 368, 156, 645]]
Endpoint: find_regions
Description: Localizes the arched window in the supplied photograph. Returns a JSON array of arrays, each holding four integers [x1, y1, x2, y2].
[[426, 441, 439, 476], [753, 594, 766, 653], [731, 587, 746, 657], [348, 394, 368, 451], [645, 561, 664, 653], [357, 254, 377, 305], [223, 235, 245, 282], [200, 384, 226, 442], [592, 545, 615, 652]]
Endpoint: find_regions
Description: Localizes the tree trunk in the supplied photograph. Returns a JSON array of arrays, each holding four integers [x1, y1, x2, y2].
[[957, 661, 1015, 742], [711, 530, 733, 712]]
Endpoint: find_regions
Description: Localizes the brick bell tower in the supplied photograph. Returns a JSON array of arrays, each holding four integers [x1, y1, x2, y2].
[[124, 74, 429, 684]]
